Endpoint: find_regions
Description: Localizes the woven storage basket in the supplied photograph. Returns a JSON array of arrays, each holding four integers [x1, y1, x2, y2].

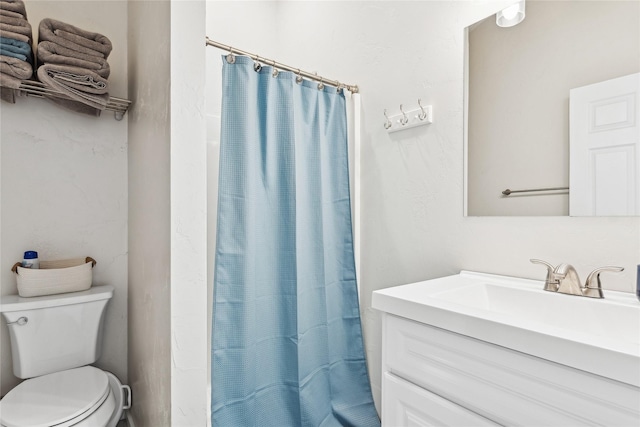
[[11, 257, 96, 297]]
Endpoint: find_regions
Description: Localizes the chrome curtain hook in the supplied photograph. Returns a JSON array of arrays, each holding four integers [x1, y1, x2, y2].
[[226, 47, 236, 64], [336, 81, 342, 94], [383, 109, 392, 129], [317, 76, 325, 90], [295, 69, 303, 84], [271, 59, 279, 77], [417, 99, 428, 120], [399, 104, 409, 125]]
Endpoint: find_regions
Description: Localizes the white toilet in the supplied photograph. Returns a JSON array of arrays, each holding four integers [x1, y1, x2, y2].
[[0, 285, 131, 427]]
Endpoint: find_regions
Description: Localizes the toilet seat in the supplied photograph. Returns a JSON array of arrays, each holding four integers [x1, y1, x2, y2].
[[0, 366, 112, 427]]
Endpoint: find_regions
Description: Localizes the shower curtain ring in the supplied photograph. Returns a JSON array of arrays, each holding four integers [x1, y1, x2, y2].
[[271, 60, 279, 77], [336, 81, 342, 94], [295, 69, 303, 84], [399, 104, 409, 125], [226, 47, 236, 64], [317, 77, 325, 90], [417, 99, 428, 120], [383, 109, 392, 129]]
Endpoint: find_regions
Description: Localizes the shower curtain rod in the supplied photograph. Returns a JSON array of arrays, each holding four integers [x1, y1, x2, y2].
[[205, 37, 359, 94]]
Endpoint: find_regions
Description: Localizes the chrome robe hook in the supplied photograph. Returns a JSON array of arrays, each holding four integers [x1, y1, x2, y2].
[[417, 99, 428, 120], [399, 104, 409, 125], [383, 110, 392, 129]]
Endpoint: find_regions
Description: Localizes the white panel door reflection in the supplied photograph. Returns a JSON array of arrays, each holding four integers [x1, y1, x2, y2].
[[570, 73, 640, 216]]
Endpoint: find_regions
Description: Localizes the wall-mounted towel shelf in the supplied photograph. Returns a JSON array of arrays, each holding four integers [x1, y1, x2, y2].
[[12, 80, 131, 120]]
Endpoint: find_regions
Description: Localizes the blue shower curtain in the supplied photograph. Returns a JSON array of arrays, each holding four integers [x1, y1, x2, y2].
[[212, 56, 380, 427]]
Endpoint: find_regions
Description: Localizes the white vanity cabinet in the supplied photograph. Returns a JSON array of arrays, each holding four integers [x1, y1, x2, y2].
[[382, 370, 498, 426], [380, 313, 640, 427]]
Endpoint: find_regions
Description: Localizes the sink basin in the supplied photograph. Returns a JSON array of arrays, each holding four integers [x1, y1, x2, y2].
[[431, 281, 639, 345], [372, 271, 640, 387]]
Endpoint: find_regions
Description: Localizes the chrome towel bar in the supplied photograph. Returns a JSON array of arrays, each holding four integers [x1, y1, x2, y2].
[[502, 186, 569, 196]]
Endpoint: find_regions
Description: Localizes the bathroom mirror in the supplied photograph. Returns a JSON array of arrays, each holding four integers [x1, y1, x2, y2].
[[465, 0, 639, 216]]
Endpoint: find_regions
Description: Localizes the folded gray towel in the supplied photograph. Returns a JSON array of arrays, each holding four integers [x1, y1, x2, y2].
[[38, 40, 109, 78], [0, 0, 27, 19], [0, 21, 31, 39], [0, 14, 28, 27], [0, 53, 32, 79], [38, 18, 111, 59], [37, 63, 108, 110], [46, 95, 102, 116], [0, 68, 22, 88], [0, 27, 29, 43], [41, 67, 107, 94], [0, 8, 24, 20]]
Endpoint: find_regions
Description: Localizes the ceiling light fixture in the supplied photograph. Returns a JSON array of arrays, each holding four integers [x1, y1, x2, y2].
[[496, 0, 526, 28]]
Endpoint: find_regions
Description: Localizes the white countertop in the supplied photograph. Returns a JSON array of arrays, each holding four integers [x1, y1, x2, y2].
[[372, 271, 640, 387]]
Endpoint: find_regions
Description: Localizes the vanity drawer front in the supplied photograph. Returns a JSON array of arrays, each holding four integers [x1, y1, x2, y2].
[[382, 371, 498, 427], [384, 314, 640, 426]]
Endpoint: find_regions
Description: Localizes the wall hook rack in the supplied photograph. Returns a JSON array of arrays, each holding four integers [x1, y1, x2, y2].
[[384, 99, 432, 133]]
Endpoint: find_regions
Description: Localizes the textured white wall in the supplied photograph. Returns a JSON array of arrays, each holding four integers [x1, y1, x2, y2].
[[0, 1, 128, 396], [205, 0, 640, 415], [170, 0, 208, 425]]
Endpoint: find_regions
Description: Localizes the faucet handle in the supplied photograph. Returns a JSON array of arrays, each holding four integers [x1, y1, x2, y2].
[[583, 266, 624, 299], [530, 259, 559, 291]]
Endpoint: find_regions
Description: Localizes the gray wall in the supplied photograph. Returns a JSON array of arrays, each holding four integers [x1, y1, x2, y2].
[[127, 1, 171, 425], [128, 0, 208, 424]]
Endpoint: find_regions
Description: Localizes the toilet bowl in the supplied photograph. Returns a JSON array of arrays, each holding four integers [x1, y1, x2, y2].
[[0, 366, 131, 427]]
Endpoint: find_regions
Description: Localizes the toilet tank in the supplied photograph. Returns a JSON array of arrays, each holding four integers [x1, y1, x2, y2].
[[0, 285, 114, 379]]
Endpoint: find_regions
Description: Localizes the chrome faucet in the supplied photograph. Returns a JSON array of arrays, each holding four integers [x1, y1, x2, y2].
[[553, 263, 583, 296], [530, 259, 624, 299]]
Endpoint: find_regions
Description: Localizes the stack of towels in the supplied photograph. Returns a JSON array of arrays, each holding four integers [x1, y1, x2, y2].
[[37, 18, 112, 115], [0, 0, 34, 102]]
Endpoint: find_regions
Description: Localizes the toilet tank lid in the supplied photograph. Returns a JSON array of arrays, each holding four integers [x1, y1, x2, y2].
[[0, 285, 114, 313]]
